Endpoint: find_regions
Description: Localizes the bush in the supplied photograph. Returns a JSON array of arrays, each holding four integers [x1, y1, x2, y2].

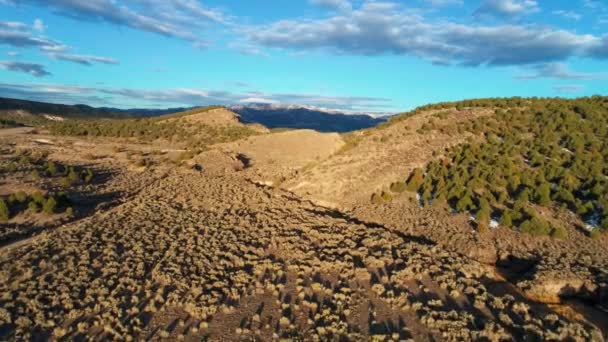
[[43, 197, 57, 215], [381, 191, 393, 201], [550, 226, 568, 239], [389, 181, 407, 193], [520, 217, 551, 236], [406, 168, 424, 192], [371, 193, 383, 204], [590, 229, 602, 240], [28, 201, 40, 213], [0, 199, 9, 222]]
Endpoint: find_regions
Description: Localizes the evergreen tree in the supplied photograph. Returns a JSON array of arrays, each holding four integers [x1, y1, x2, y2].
[[499, 210, 513, 227], [456, 192, 474, 212], [535, 182, 552, 206], [476, 198, 491, 232], [406, 168, 425, 192]]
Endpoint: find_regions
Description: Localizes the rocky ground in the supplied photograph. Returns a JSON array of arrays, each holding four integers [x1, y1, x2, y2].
[[0, 165, 603, 340]]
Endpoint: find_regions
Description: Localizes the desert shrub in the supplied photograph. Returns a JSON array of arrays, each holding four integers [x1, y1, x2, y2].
[[550, 226, 568, 239], [28, 201, 40, 213], [42, 197, 57, 215], [0, 199, 9, 222], [83, 169, 94, 183], [381, 191, 393, 201], [371, 193, 383, 204], [406, 168, 424, 192], [389, 181, 407, 193]]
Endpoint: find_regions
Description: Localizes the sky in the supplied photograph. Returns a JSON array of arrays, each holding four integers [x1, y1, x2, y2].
[[0, 0, 607, 114]]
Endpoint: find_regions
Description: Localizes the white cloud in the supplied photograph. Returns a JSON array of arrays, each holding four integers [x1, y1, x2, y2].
[[553, 10, 582, 21], [474, 0, 539, 18], [246, 2, 604, 66], [517, 63, 604, 80], [0, 82, 395, 112], [7, 0, 231, 49], [553, 84, 585, 93], [49, 53, 119, 66], [423, 0, 463, 7], [33, 18, 45, 32], [310, 0, 352, 12], [0, 61, 51, 77]]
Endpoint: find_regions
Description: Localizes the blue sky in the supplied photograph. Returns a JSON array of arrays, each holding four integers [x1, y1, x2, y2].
[[0, 0, 607, 114]]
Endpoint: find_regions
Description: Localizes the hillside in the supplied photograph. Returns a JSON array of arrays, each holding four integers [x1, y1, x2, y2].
[[47, 106, 264, 150], [0, 96, 607, 340]]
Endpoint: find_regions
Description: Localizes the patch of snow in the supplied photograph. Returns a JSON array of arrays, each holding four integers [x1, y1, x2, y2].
[[561, 147, 574, 155], [416, 193, 423, 208], [490, 219, 499, 229], [584, 211, 601, 232]]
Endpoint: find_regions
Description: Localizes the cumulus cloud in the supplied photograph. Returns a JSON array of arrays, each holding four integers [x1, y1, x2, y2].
[[474, 0, 539, 18], [516, 63, 604, 80], [246, 2, 602, 66], [49, 53, 119, 66], [423, 0, 463, 7], [0, 82, 394, 112], [0, 61, 51, 77], [310, 0, 352, 12], [6, 0, 230, 48], [553, 10, 582, 21]]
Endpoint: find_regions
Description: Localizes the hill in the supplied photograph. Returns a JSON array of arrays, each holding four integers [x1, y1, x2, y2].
[[47, 106, 264, 150], [229, 103, 388, 132], [0, 96, 607, 340]]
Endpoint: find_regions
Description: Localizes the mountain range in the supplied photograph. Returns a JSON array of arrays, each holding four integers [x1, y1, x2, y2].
[[0, 97, 389, 132]]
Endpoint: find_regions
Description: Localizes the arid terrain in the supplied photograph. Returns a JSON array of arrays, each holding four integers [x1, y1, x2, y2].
[[1, 100, 607, 341]]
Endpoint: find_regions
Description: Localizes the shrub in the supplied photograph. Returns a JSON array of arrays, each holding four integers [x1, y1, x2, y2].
[[83, 169, 94, 183], [590, 229, 602, 240], [520, 217, 551, 236], [550, 226, 568, 239], [371, 193, 383, 204], [28, 201, 40, 213], [406, 168, 424, 192], [381, 191, 393, 201], [0, 199, 9, 222], [45, 161, 58, 177], [389, 181, 407, 193], [43, 197, 57, 215]]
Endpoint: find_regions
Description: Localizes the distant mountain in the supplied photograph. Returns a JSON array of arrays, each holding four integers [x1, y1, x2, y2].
[[229, 104, 389, 133], [0, 96, 198, 119], [0, 97, 391, 132]]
